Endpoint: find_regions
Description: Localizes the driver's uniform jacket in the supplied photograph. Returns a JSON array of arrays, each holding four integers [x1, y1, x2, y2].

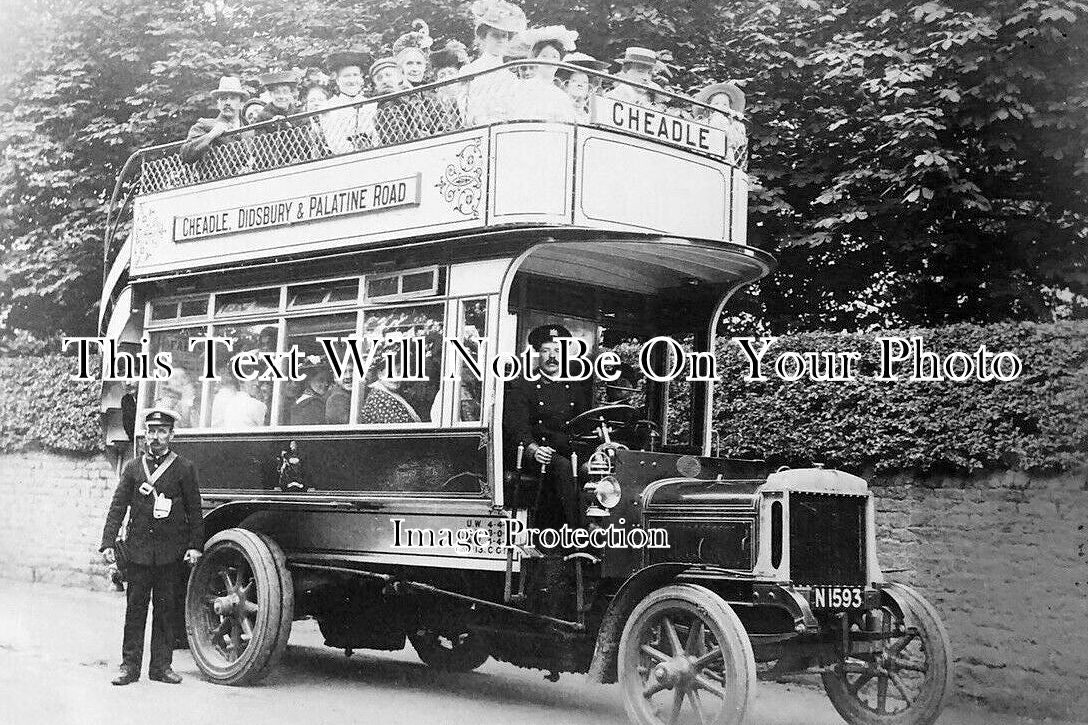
[[100, 453, 204, 566], [503, 376, 590, 458]]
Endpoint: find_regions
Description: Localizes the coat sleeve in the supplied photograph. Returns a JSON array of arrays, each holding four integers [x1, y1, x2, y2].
[[502, 381, 535, 453], [180, 460, 205, 551], [179, 119, 215, 163], [100, 463, 135, 551]]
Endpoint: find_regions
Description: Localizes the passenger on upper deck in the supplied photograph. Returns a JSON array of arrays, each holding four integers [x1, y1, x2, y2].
[[255, 70, 302, 121], [241, 98, 267, 127], [179, 76, 247, 164], [431, 39, 468, 83], [430, 40, 469, 122], [603, 47, 665, 111], [393, 20, 433, 88], [462, 0, 526, 125], [557, 52, 609, 122], [321, 49, 375, 154], [291, 362, 332, 425], [301, 78, 331, 158], [694, 81, 747, 164], [504, 25, 578, 123], [372, 57, 449, 146]]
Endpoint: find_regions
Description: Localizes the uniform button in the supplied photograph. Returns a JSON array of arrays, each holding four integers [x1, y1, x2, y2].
[[538, 401, 544, 405], [569, 402, 574, 407], [565, 385, 569, 389], [537, 419, 542, 424], [535, 384, 541, 389]]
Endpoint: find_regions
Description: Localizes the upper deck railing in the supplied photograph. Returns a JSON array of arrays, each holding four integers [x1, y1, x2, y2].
[[134, 61, 747, 195]]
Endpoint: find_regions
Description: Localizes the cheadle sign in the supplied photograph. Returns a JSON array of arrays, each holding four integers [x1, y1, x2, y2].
[[594, 98, 726, 157], [173, 173, 421, 242]]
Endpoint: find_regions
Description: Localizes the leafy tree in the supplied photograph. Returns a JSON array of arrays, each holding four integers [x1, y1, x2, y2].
[[1, 0, 1085, 339]]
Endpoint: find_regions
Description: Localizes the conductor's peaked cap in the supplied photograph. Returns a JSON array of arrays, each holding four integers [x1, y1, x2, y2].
[[527, 324, 573, 350]]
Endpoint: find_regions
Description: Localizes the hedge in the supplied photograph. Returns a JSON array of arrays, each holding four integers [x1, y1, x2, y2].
[[0, 321, 1084, 472], [712, 321, 1088, 474], [0, 356, 102, 454]]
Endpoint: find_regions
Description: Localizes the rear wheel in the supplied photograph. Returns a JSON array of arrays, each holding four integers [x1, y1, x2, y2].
[[821, 584, 952, 725], [619, 584, 756, 725], [186, 528, 294, 685]]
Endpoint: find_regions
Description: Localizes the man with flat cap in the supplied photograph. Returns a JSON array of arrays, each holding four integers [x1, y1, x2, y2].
[[503, 324, 590, 530], [100, 408, 204, 686]]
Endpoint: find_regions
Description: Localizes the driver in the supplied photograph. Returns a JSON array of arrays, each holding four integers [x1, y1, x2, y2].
[[503, 324, 590, 530]]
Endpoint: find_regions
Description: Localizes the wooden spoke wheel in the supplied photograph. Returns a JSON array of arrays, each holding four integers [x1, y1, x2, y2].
[[619, 584, 756, 725], [821, 584, 952, 725], [186, 528, 294, 685], [409, 622, 490, 672]]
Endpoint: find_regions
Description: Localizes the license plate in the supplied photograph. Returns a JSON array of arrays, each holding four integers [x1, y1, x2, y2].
[[810, 585, 865, 610]]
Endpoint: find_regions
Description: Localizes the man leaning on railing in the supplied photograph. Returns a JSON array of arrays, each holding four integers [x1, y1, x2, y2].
[[179, 77, 246, 164]]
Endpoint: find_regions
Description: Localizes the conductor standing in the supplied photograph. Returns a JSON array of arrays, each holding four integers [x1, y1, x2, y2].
[[100, 408, 204, 685]]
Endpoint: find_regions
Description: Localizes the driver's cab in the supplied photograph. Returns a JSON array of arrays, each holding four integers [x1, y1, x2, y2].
[[496, 238, 764, 505]]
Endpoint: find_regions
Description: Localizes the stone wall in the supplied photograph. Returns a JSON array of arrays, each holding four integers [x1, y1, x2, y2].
[[0, 450, 1085, 718], [0, 450, 119, 587], [870, 468, 1088, 721]]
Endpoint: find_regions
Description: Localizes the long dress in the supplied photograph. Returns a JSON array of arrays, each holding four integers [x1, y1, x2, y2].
[[501, 76, 577, 123], [321, 92, 377, 154], [461, 54, 516, 125]]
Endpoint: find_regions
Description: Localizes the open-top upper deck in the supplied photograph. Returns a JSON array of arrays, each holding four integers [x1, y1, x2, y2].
[[109, 62, 750, 286]]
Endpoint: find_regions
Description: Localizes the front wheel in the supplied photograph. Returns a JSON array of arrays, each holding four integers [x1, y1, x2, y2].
[[618, 584, 756, 725], [821, 583, 952, 725], [186, 528, 294, 685]]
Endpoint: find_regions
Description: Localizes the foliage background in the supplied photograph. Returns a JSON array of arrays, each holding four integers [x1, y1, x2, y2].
[[0, 0, 1086, 338], [4, 321, 1084, 476]]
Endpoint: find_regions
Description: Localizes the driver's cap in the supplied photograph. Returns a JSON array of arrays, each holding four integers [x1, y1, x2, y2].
[[527, 324, 573, 350]]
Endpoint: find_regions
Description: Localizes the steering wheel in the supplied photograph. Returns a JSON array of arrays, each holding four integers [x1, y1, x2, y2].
[[568, 404, 640, 442]]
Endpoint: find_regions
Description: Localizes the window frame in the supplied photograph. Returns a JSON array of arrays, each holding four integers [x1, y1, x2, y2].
[[138, 268, 492, 435]]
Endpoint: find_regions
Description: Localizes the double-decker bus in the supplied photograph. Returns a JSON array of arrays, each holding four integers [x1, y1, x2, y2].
[[100, 62, 951, 725]]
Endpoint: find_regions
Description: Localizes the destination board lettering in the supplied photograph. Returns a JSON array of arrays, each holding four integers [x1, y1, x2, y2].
[[593, 98, 726, 157], [174, 174, 422, 242]]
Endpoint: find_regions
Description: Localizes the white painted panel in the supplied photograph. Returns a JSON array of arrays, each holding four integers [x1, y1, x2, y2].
[[731, 167, 749, 245], [449, 258, 514, 296], [577, 131, 730, 242], [131, 131, 489, 276], [490, 125, 572, 222]]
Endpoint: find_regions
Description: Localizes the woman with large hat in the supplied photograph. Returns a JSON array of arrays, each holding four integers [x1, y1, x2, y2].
[[392, 20, 434, 88], [321, 48, 376, 154], [430, 39, 470, 123], [694, 81, 747, 165], [502, 25, 579, 122], [462, 0, 527, 124]]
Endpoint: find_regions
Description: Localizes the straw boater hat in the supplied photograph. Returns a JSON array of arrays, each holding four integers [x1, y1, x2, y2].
[[210, 76, 249, 99], [613, 47, 658, 68], [695, 81, 746, 114], [471, 0, 528, 35], [516, 25, 578, 55], [393, 19, 433, 61], [326, 49, 371, 73], [258, 70, 301, 89], [430, 39, 469, 71], [562, 51, 609, 72]]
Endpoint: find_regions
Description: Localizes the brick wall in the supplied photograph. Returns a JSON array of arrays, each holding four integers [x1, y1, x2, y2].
[[0, 451, 1084, 718]]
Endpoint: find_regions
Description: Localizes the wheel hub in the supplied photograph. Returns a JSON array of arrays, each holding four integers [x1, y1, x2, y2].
[[213, 593, 240, 616], [653, 655, 697, 689]]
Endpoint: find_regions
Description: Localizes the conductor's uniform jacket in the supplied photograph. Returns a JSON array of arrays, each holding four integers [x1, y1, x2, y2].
[[100, 453, 204, 565]]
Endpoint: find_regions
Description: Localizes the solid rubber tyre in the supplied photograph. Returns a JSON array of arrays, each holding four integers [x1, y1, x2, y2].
[[186, 528, 294, 685]]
